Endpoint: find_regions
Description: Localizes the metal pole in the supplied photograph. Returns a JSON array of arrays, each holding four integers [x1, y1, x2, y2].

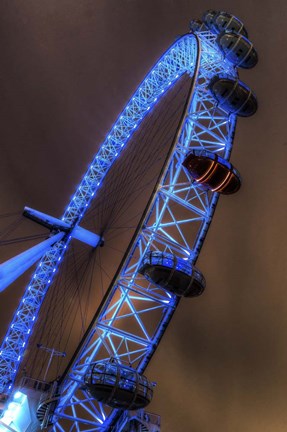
[[37, 344, 66, 382], [43, 348, 55, 382]]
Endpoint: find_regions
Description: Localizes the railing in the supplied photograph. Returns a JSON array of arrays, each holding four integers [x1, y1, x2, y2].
[[19, 376, 52, 393], [119, 409, 161, 428]]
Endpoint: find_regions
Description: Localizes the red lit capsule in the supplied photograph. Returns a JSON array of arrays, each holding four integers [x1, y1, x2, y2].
[[183, 150, 241, 195]]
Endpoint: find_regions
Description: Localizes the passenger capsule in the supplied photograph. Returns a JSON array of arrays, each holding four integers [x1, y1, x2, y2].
[[209, 75, 257, 117], [212, 12, 248, 37], [183, 149, 241, 195], [84, 360, 154, 410], [189, 19, 206, 33], [217, 31, 258, 68], [139, 251, 206, 297], [202, 10, 218, 31]]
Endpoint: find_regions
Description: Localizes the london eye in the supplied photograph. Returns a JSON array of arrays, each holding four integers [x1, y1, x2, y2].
[[0, 9, 258, 431]]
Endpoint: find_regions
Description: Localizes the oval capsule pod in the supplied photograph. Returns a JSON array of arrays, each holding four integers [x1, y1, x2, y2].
[[209, 75, 257, 117], [217, 31, 258, 68], [189, 19, 206, 33], [183, 149, 241, 195], [212, 11, 248, 37], [139, 251, 205, 297], [84, 360, 154, 410], [202, 10, 218, 31]]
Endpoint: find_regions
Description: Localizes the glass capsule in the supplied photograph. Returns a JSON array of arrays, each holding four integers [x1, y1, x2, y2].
[[139, 251, 205, 297], [183, 149, 241, 195], [209, 75, 258, 117], [84, 360, 154, 410]]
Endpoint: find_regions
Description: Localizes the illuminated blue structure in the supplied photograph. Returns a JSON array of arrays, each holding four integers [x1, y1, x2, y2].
[[0, 33, 200, 396], [0, 391, 30, 431], [0, 11, 257, 431]]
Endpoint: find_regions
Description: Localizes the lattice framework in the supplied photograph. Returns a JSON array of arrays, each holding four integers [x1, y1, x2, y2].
[[0, 34, 201, 393], [50, 31, 238, 431]]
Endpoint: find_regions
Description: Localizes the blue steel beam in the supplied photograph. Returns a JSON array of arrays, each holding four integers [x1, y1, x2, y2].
[[0, 232, 64, 293], [0, 32, 206, 394], [51, 30, 238, 431], [0, 25, 240, 432], [23, 207, 102, 247]]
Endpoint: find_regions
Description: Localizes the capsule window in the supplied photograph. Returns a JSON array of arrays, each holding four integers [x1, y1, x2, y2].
[[183, 149, 241, 194], [221, 88, 229, 97], [105, 374, 117, 385], [232, 96, 241, 105]]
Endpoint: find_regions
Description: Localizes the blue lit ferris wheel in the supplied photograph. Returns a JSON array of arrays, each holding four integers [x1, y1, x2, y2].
[[0, 10, 257, 431]]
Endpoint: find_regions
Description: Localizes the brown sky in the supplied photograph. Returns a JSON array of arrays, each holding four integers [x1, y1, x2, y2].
[[1, 1, 287, 431]]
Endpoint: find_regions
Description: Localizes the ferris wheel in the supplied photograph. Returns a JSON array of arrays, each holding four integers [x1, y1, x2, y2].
[[0, 10, 257, 432]]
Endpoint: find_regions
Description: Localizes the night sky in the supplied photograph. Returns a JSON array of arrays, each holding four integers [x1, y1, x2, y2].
[[1, 1, 287, 431]]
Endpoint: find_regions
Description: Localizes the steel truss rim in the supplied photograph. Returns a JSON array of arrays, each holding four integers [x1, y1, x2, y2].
[[0, 33, 200, 394], [52, 31, 238, 431]]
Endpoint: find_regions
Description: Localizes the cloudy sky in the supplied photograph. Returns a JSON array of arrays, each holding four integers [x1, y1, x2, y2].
[[1, 1, 287, 431]]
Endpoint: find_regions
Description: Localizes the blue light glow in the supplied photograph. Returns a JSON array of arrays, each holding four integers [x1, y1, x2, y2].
[[0, 27, 239, 432], [52, 29, 238, 430], [0, 391, 29, 431], [13, 391, 22, 400]]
